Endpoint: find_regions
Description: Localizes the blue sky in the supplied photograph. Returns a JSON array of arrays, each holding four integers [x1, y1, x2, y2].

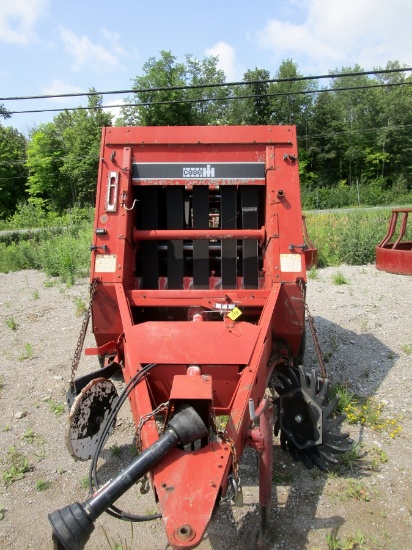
[[1, 0, 411, 134]]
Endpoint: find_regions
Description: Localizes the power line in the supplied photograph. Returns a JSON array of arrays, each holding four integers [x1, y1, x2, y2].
[[1, 67, 411, 103], [6, 80, 412, 116]]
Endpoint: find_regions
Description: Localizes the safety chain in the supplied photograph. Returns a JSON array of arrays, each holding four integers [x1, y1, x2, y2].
[[218, 433, 239, 482], [298, 278, 328, 380], [135, 401, 169, 453], [218, 432, 242, 504], [70, 278, 98, 392]]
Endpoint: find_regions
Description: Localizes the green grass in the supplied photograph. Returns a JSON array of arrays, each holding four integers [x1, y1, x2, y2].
[[0, 222, 92, 285], [369, 446, 388, 471], [2, 447, 32, 486], [326, 529, 370, 550], [73, 295, 87, 317], [332, 271, 348, 285], [21, 429, 36, 444], [272, 471, 294, 484], [35, 479, 51, 491], [332, 384, 403, 439], [6, 316, 18, 330], [110, 445, 122, 457], [334, 479, 371, 502], [18, 343, 34, 361], [337, 442, 364, 472], [401, 344, 412, 355], [0, 207, 405, 284], [305, 208, 410, 267], [47, 399, 65, 416], [330, 384, 356, 414], [308, 266, 319, 280], [79, 476, 89, 489]]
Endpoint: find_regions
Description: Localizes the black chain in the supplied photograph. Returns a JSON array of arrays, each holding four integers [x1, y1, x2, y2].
[[299, 279, 327, 380], [70, 278, 98, 392]]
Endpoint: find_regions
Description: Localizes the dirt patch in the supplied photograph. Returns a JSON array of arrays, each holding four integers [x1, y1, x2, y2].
[[0, 265, 411, 550]]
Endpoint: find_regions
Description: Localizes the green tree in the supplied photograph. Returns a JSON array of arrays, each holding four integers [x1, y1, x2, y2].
[[0, 126, 27, 218], [228, 68, 272, 125], [58, 92, 112, 205], [270, 60, 317, 132], [26, 92, 112, 211], [121, 50, 228, 126], [185, 54, 229, 125], [309, 65, 378, 188], [0, 104, 11, 120], [374, 61, 412, 191], [26, 122, 69, 211]]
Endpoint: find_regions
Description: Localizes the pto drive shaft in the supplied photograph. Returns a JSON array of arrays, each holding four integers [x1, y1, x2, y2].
[[49, 404, 208, 550]]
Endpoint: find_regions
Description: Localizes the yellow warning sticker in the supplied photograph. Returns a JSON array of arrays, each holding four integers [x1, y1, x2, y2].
[[227, 307, 242, 321]]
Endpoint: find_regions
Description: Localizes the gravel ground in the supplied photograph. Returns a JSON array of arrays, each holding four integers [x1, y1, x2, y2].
[[0, 265, 411, 550]]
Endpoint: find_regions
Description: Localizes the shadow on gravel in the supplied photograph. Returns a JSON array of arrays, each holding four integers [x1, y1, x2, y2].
[[305, 316, 399, 397]]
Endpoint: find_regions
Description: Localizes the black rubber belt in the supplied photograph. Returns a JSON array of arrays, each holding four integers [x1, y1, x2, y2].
[[221, 186, 237, 289], [192, 186, 210, 289], [167, 187, 184, 289], [241, 186, 259, 289], [141, 187, 159, 289]]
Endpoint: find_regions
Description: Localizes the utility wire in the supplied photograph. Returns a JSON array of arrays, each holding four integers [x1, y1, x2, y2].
[[2, 121, 412, 181], [6, 81, 412, 116], [1, 67, 411, 102]]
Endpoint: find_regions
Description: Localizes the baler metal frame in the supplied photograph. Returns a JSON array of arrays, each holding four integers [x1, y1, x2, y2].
[[49, 126, 349, 550]]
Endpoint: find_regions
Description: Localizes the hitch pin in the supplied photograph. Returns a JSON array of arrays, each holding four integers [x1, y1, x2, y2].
[[248, 398, 270, 421]]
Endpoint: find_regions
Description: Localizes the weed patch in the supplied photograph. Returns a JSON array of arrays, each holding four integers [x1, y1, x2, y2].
[[335, 479, 371, 502], [326, 528, 370, 550], [79, 476, 89, 489], [337, 442, 365, 472], [73, 295, 87, 317], [47, 399, 65, 416], [35, 479, 51, 491], [308, 266, 319, 280], [332, 385, 403, 438], [18, 343, 34, 361], [6, 316, 18, 330], [332, 271, 348, 285], [272, 471, 294, 484], [2, 447, 32, 486], [401, 344, 412, 355]]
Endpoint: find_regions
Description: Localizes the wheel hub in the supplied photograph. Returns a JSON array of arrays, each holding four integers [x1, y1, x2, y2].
[[280, 386, 322, 449]]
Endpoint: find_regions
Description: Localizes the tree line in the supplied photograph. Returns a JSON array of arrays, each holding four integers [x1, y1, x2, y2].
[[1, 52, 412, 219]]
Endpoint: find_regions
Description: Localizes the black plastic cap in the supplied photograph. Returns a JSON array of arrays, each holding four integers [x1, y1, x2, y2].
[[48, 502, 94, 550]]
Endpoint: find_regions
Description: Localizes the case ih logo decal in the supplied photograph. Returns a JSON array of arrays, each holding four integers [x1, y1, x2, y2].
[[132, 162, 265, 180], [183, 165, 215, 178]]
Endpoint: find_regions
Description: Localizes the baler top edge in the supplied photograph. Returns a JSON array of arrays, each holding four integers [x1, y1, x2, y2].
[[101, 125, 296, 147]]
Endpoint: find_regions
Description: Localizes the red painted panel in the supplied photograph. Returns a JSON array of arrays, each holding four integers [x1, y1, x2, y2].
[[130, 321, 260, 365]]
